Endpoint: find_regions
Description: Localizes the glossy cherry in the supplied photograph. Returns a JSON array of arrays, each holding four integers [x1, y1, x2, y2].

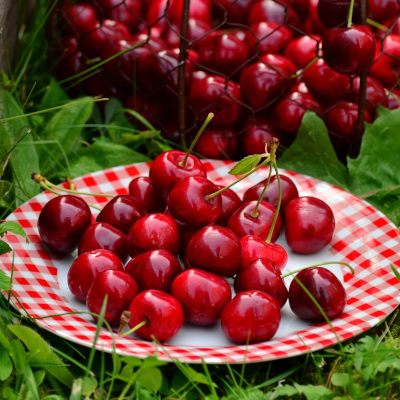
[[369, 0, 400, 23], [127, 289, 184, 342], [61, 2, 98, 37], [317, 0, 364, 29], [67, 249, 124, 303], [128, 177, 166, 214], [283, 35, 321, 68], [284, 197, 335, 254], [215, 186, 242, 227], [221, 290, 281, 344], [289, 267, 347, 321], [38, 195, 91, 254], [127, 213, 180, 258], [171, 269, 232, 326], [87, 269, 139, 326]]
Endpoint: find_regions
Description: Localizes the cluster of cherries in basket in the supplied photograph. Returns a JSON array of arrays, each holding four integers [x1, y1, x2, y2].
[[54, 0, 400, 159], [35, 134, 349, 344]]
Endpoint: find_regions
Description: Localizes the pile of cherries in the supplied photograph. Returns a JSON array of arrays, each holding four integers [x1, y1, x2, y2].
[[52, 0, 400, 159], [36, 140, 348, 344]]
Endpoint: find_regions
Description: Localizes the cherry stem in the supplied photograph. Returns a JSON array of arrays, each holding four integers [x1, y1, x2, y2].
[[280, 261, 355, 279], [251, 166, 273, 219], [179, 112, 214, 167], [266, 159, 281, 244], [66, 177, 75, 191], [366, 18, 388, 32], [205, 156, 271, 201], [347, 0, 355, 28], [289, 56, 319, 79], [120, 319, 147, 337]]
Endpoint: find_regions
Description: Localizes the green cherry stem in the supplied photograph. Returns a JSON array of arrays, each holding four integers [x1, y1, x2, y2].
[[251, 166, 272, 218], [179, 112, 214, 167], [280, 261, 355, 279], [120, 320, 147, 337], [266, 159, 282, 244], [347, 0, 355, 28]]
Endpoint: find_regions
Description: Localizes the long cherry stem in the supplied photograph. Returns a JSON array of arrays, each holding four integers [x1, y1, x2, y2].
[[266, 159, 282, 244], [251, 166, 273, 218], [179, 113, 214, 167], [347, 0, 356, 28], [280, 261, 355, 279], [120, 320, 147, 337]]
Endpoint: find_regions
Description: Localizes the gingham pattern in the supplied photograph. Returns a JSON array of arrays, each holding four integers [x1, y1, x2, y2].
[[3, 160, 400, 364]]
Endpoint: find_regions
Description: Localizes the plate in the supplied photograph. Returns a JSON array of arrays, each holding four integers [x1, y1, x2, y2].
[[2, 160, 400, 364]]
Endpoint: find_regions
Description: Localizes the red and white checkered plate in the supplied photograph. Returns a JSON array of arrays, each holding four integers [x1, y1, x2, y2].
[[2, 160, 400, 364]]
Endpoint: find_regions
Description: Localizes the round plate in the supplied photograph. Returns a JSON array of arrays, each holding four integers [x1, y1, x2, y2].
[[3, 160, 400, 364]]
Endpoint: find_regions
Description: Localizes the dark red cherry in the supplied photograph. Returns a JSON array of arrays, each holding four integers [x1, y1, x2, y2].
[[87, 270, 139, 326], [369, 0, 400, 23], [289, 267, 347, 321], [171, 269, 232, 326], [127, 213, 180, 258], [167, 176, 222, 229], [127, 289, 184, 342], [96, 195, 146, 235], [168, 0, 212, 25], [38, 195, 91, 254], [317, 0, 365, 29], [284, 197, 335, 254], [212, 0, 255, 24], [78, 222, 128, 263], [215, 186, 242, 228], [186, 225, 242, 277], [234, 259, 288, 309], [128, 177, 166, 214], [221, 290, 281, 344], [283, 35, 321, 68], [228, 200, 282, 242], [67, 249, 124, 303], [243, 174, 299, 214], [61, 2, 98, 36], [322, 26, 376, 75], [125, 249, 182, 293], [149, 150, 207, 198]]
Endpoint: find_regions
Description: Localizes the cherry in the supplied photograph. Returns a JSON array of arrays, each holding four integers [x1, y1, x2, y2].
[[168, 0, 212, 25], [305, 0, 326, 36], [126, 289, 184, 342], [38, 195, 91, 254], [125, 249, 182, 293], [240, 235, 288, 272], [96, 195, 146, 235], [322, 26, 376, 75], [130, 32, 168, 53], [221, 290, 281, 344], [56, 49, 88, 94], [187, 75, 243, 127], [376, 17, 400, 38], [369, 0, 400, 23], [67, 249, 124, 302], [87, 269, 139, 326], [171, 269, 232, 326], [78, 222, 129, 263], [149, 150, 207, 198], [186, 225, 242, 277], [317, 0, 364, 29], [212, 0, 255, 24], [126, 213, 180, 257], [283, 35, 321, 68], [167, 176, 222, 229], [243, 174, 299, 214], [60, 2, 98, 37], [228, 200, 282, 242], [215, 186, 242, 227], [234, 259, 288, 309], [284, 197, 335, 254], [289, 267, 346, 321], [302, 58, 350, 105], [128, 177, 166, 214], [260, 53, 297, 82]]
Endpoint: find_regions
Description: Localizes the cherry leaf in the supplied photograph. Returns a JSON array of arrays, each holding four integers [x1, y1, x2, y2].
[[228, 154, 262, 175]]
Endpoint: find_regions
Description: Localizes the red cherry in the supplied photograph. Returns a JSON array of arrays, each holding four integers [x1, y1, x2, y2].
[[221, 290, 281, 344], [127, 289, 184, 342], [212, 0, 256, 24], [38, 195, 91, 254], [317, 0, 365, 29], [168, 0, 212, 26], [67, 249, 124, 303], [126, 213, 180, 257], [61, 2, 98, 36], [128, 177, 167, 214], [149, 150, 207, 198], [243, 174, 299, 214], [215, 186, 242, 228], [228, 200, 282, 242], [87, 270, 139, 326], [167, 176, 222, 229], [125, 249, 182, 293], [78, 222, 128, 263], [186, 225, 242, 277], [369, 0, 400, 23], [284, 197, 335, 254], [322, 26, 376, 75], [240, 235, 288, 272], [234, 259, 288, 308], [289, 267, 347, 321], [171, 269, 232, 326], [283, 35, 321, 68], [306, 0, 327, 35]]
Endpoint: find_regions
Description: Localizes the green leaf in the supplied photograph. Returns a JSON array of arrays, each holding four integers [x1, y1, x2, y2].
[[0, 269, 11, 290], [228, 154, 262, 176], [33, 370, 46, 387], [0, 181, 14, 209], [0, 346, 12, 381], [40, 78, 70, 114], [137, 367, 163, 392], [0, 221, 28, 242], [81, 376, 98, 397], [8, 325, 73, 388], [272, 385, 298, 397], [0, 240, 12, 256], [294, 383, 333, 400], [391, 264, 400, 282], [105, 98, 124, 124], [279, 111, 348, 189], [143, 355, 167, 368], [331, 373, 350, 387], [0, 91, 40, 206], [121, 130, 161, 144], [120, 356, 143, 367]]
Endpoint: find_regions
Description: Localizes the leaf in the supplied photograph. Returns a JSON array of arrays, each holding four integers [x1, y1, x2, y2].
[[0, 269, 11, 290], [33, 370, 46, 387], [0, 346, 12, 381], [0, 241, 12, 256], [40, 78, 70, 114], [137, 367, 163, 392], [81, 376, 98, 397], [0, 181, 15, 209], [0, 221, 28, 242], [120, 356, 143, 367], [143, 355, 167, 368], [8, 325, 73, 388], [391, 264, 400, 282], [0, 91, 40, 206], [331, 373, 350, 387], [228, 154, 262, 176], [105, 98, 124, 124], [279, 111, 348, 189], [293, 383, 333, 400]]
